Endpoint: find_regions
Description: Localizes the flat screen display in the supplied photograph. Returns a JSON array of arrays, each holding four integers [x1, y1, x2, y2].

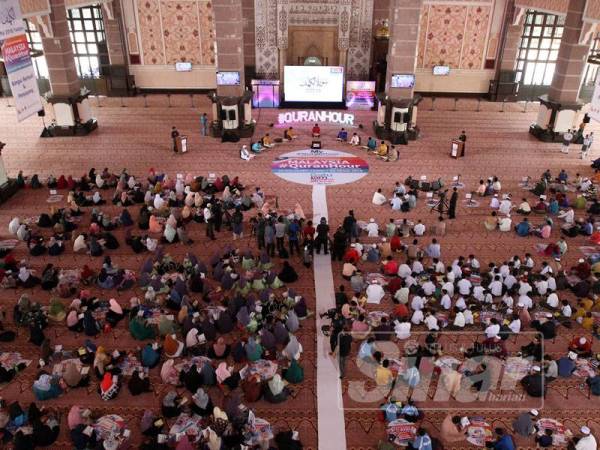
[[433, 65, 450, 76], [284, 66, 344, 102], [390, 74, 415, 88], [175, 62, 192, 72], [216, 71, 241, 86], [345, 81, 376, 110]]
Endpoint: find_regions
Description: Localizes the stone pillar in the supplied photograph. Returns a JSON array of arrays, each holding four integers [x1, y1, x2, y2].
[[213, 0, 246, 97], [499, 21, 523, 70], [530, 0, 588, 140], [548, 0, 587, 104], [103, 1, 126, 66], [41, 0, 81, 97], [385, 0, 421, 99]]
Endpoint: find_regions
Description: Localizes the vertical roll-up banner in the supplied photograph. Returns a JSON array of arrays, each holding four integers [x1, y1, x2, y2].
[[0, 0, 42, 122]]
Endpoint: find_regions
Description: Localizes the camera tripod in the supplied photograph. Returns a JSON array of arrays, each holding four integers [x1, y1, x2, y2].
[[430, 190, 449, 216]]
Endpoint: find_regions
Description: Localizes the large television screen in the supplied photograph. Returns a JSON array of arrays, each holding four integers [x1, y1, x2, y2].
[[284, 66, 344, 102], [216, 71, 240, 86], [390, 74, 415, 88]]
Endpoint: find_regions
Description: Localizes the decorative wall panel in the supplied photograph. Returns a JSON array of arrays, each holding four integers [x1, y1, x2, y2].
[[460, 5, 490, 69], [137, 0, 166, 64], [254, 0, 279, 77], [417, 3, 491, 70], [135, 0, 215, 65]]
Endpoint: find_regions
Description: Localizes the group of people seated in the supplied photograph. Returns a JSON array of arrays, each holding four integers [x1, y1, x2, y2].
[[0, 167, 310, 450]]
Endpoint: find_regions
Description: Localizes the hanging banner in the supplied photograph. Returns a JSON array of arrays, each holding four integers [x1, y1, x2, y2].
[[590, 74, 600, 123], [0, 0, 42, 122], [0, 0, 25, 40]]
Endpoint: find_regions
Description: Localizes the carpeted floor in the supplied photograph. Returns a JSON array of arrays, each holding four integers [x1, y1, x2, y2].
[[0, 95, 599, 449]]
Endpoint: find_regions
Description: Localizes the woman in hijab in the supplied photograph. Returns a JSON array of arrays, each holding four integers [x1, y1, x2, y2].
[[279, 261, 299, 283], [47, 298, 66, 322], [158, 315, 177, 337], [18, 266, 40, 288], [33, 372, 63, 400], [99, 372, 120, 400], [245, 337, 264, 362], [63, 361, 89, 388], [161, 391, 182, 417], [180, 363, 203, 393], [92, 191, 105, 205], [88, 236, 103, 257], [128, 369, 152, 396], [129, 314, 156, 340], [241, 373, 263, 402], [191, 388, 213, 416], [283, 359, 304, 384], [163, 223, 177, 243], [283, 335, 303, 361], [208, 337, 230, 359], [184, 328, 203, 355], [149, 215, 163, 234], [264, 374, 289, 403], [29, 320, 46, 346], [83, 310, 100, 337], [216, 362, 240, 390], [67, 405, 84, 430], [199, 361, 217, 386], [120, 209, 134, 227], [160, 359, 177, 385], [64, 303, 81, 327], [138, 206, 150, 230], [141, 343, 160, 368], [73, 234, 87, 253], [93, 347, 110, 378], [28, 236, 47, 256], [105, 299, 124, 327]]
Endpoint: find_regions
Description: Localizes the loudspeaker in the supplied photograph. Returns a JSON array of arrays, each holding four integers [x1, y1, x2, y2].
[[37, 110, 45, 117], [391, 107, 409, 132], [228, 110, 236, 120], [220, 110, 227, 120]]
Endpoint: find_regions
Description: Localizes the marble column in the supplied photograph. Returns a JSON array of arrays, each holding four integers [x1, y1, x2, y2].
[[547, 0, 588, 104], [385, 0, 422, 99], [103, 1, 126, 66], [499, 24, 522, 71], [530, 0, 588, 140], [41, 0, 81, 97], [213, 0, 246, 97]]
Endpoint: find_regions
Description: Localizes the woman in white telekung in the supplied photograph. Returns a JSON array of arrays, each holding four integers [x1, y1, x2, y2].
[[240, 145, 255, 161]]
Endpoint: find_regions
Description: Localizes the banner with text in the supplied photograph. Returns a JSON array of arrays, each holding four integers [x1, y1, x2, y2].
[[0, 0, 42, 122]]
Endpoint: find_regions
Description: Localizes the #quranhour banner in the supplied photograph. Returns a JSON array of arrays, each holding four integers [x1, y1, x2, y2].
[[0, 0, 42, 122]]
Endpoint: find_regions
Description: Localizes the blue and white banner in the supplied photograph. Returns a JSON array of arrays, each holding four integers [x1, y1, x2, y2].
[[0, 0, 42, 122]]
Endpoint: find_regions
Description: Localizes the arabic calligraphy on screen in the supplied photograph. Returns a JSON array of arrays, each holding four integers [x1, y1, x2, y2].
[[284, 66, 344, 102]]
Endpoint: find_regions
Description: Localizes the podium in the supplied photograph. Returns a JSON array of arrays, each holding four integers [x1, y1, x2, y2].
[[450, 139, 464, 159], [176, 136, 188, 153]]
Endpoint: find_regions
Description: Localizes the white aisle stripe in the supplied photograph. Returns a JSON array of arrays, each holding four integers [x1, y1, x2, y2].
[[313, 184, 347, 450]]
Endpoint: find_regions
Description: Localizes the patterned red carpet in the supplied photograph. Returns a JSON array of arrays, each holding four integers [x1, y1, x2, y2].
[[0, 96, 599, 449]]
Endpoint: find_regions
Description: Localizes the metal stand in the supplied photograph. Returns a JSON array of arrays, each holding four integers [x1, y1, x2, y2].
[[430, 190, 449, 216]]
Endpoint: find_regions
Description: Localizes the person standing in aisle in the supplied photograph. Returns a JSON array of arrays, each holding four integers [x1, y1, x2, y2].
[[200, 113, 209, 136], [448, 188, 458, 219], [171, 126, 180, 153], [562, 129, 573, 154]]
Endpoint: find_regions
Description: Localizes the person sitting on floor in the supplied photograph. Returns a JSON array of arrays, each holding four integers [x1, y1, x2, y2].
[[349, 133, 360, 146], [284, 127, 297, 140], [336, 128, 348, 142], [240, 145, 255, 161]]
